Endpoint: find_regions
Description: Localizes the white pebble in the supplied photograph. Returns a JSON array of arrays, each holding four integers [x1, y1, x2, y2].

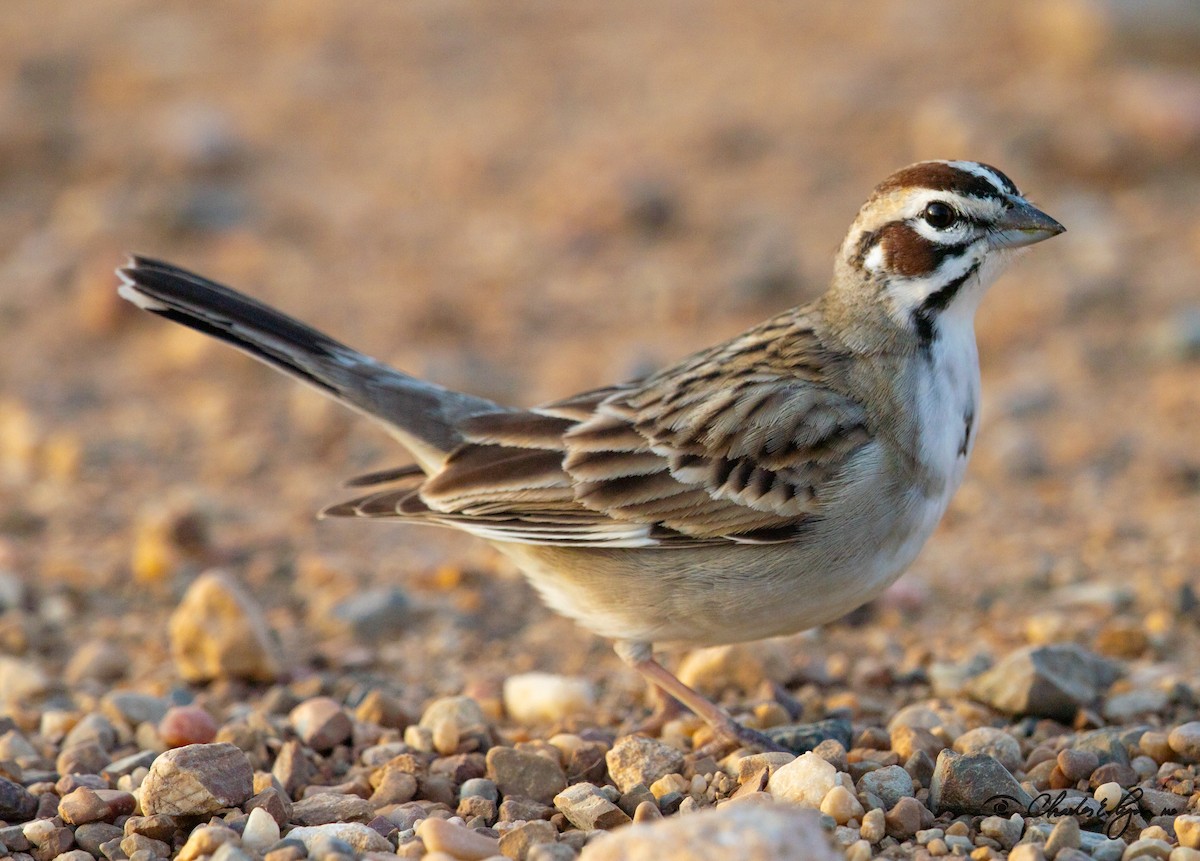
[[502, 672, 595, 724], [767, 751, 837, 807], [1095, 781, 1124, 811], [241, 806, 280, 853]]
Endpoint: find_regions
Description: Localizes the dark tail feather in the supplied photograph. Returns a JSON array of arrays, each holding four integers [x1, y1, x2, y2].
[[117, 255, 506, 469]]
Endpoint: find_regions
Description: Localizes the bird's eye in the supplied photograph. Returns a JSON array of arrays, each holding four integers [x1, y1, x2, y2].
[[922, 202, 957, 230]]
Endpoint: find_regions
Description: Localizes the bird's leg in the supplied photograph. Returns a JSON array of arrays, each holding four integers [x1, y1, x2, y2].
[[614, 641, 788, 754], [625, 684, 686, 738]]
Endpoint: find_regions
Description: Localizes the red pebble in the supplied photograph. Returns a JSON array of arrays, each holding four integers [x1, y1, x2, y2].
[[158, 704, 218, 747]]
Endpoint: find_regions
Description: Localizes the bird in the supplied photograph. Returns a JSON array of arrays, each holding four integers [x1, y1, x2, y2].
[[117, 160, 1064, 752]]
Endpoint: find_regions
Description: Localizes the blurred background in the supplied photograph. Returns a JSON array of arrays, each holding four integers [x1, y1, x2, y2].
[[0, 1, 1197, 711]]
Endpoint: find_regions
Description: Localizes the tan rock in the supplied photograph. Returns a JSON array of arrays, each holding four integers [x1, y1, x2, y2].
[[168, 570, 281, 682]]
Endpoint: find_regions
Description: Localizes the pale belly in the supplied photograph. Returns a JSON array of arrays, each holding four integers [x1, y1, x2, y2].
[[495, 447, 964, 648]]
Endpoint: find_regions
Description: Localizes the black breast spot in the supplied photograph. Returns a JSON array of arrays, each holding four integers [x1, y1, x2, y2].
[[959, 406, 975, 457]]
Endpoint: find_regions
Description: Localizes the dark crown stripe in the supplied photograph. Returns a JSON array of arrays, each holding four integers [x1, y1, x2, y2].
[[875, 162, 1014, 202]]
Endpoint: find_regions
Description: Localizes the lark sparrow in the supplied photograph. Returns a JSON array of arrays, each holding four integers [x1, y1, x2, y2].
[[117, 160, 1063, 751]]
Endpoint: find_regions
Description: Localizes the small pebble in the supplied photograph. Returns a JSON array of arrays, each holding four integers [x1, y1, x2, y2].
[[416, 817, 500, 860], [486, 745, 567, 805], [860, 807, 885, 844], [1168, 722, 1200, 762], [819, 784, 864, 825], [1121, 837, 1173, 860], [883, 796, 923, 839], [767, 751, 837, 807], [158, 704, 218, 747], [241, 806, 281, 853], [980, 814, 1023, 849], [1045, 815, 1081, 858], [289, 697, 353, 750], [419, 696, 491, 756], [502, 672, 596, 724], [954, 727, 1023, 773], [1058, 748, 1100, 783]]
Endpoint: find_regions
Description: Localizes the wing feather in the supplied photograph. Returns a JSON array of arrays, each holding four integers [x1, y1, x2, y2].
[[323, 309, 875, 547]]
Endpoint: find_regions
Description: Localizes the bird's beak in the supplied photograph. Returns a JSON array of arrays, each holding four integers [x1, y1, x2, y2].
[[990, 198, 1066, 248]]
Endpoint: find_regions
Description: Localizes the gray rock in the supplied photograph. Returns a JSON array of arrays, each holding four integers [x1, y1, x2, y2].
[[1135, 787, 1187, 817], [765, 718, 854, 753], [857, 765, 914, 809], [211, 843, 255, 861], [100, 692, 169, 727], [460, 777, 499, 803], [0, 776, 37, 821], [904, 750, 935, 787], [967, 644, 1120, 720], [604, 735, 684, 794], [554, 782, 632, 831], [288, 697, 352, 751], [1043, 815, 1080, 858], [63, 713, 118, 752], [1057, 748, 1100, 783], [1103, 688, 1169, 722], [954, 727, 1023, 773], [272, 739, 317, 798], [291, 792, 374, 825], [0, 823, 30, 851], [287, 823, 393, 854], [486, 746, 567, 805], [529, 844, 578, 861], [1073, 727, 1134, 766], [979, 814, 1023, 849], [102, 750, 158, 779], [928, 750, 1032, 816], [328, 587, 409, 640], [74, 822, 123, 855], [577, 802, 840, 860], [139, 742, 253, 816], [1148, 305, 1200, 361]]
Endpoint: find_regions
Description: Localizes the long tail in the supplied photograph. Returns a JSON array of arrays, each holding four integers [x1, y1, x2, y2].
[[116, 255, 505, 472]]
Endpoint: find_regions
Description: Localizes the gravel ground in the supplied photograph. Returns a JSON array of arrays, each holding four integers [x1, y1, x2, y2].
[[1, 2, 1199, 859]]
